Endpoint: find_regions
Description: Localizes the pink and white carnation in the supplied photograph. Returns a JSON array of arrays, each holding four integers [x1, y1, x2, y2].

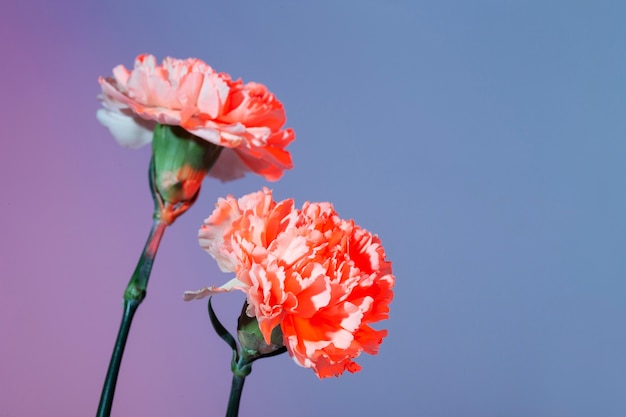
[[97, 54, 294, 181], [185, 188, 395, 378]]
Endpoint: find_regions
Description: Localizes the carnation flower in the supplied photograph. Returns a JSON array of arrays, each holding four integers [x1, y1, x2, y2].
[[185, 188, 395, 378], [97, 54, 294, 181]]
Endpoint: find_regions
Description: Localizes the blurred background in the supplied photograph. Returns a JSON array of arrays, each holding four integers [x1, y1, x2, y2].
[[1, 1, 625, 416]]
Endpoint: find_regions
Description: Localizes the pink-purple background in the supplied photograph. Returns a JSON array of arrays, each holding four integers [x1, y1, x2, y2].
[[1, 1, 625, 416]]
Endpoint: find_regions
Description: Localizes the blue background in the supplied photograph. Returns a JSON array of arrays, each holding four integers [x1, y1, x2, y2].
[[1, 1, 625, 416]]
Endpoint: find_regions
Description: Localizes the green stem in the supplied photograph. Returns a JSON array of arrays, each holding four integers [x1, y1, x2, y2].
[[225, 374, 246, 417], [96, 219, 167, 417], [225, 355, 252, 417]]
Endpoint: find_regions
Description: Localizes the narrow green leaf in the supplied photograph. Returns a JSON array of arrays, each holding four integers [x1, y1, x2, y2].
[[208, 297, 238, 352]]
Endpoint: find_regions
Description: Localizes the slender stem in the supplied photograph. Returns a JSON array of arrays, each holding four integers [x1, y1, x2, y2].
[[225, 352, 253, 417], [96, 299, 139, 417], [221, 350, 287, 417], [96, 219, 167, 417], [225, 374, 246, 417]]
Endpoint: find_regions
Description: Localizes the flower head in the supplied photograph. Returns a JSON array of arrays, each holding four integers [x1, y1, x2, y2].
[[185, 188, 395, 378], [97, 54, 294, 181]]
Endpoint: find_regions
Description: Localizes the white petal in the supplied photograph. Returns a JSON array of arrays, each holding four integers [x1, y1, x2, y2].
[[182, 277, 246, 301], [96, 108, 154, 149]]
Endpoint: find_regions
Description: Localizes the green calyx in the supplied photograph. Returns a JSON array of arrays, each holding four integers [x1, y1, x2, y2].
[[151, 124, 222, 205], [237, 305, 285, 360], [208, 298, 287, 371]]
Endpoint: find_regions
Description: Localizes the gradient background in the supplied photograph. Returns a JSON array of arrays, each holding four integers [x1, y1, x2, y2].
[[1, 1, 625, 416]]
